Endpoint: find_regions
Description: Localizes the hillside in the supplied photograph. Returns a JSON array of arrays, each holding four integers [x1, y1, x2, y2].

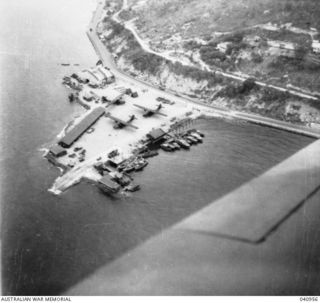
[[100, 0, 320, 127], [126, 0, 320, 39]]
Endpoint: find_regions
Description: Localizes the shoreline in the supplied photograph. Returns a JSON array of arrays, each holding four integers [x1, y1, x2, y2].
[[46, 0, 320, 195], [48, 71, 210, 195], [90, 1, 320, 139]]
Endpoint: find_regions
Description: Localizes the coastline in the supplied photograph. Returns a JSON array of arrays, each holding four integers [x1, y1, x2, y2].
[[90, 1, 320, 139], [47, 0, 320, 195], [2, 0, 320, 296]]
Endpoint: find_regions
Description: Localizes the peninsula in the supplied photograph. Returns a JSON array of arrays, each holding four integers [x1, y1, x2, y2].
[[44, 0, 320, 196]]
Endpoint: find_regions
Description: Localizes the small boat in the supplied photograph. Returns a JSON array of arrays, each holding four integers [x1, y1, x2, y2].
[[166, 138, 180, 150], [176, 139, 190, 149], [141, 150, 159, 158], [185, 136, 197, 144], [172, 142, 181, 150], [160, 143, 174, 152], [190, 132, 203, 141], [125, 183, 141, 192], [194, 130, 205, 137], [184, 137, 192, 144], [134, 160, 148, 171], [189, 133, 203, 143], [167, 142, 178, 150], [123, 165, 135, 173]]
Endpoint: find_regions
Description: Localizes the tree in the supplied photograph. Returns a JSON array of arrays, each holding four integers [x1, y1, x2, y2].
[[295, 45, 309, 60], [240, 78, 256, 93]]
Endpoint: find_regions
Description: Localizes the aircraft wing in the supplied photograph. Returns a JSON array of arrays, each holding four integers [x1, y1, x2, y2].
[[154, 111, 167, 117], [105, 112, 138, 129], [126, 123, 139, 130], [134, 104, 150, 111], [134, 104, 167, 117], [105, 112, 125, 123]]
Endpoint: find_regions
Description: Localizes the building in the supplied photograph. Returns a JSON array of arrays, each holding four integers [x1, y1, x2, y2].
[[49, 144, 67, 157], [97, 175, 121, 193], [78, 67, 115, 87], [78, 70, 100, 85], [147, 128, 166, 143], [97, 66, 115, 84], [59, 107, 105, 148], [101, 87, 125, 103]]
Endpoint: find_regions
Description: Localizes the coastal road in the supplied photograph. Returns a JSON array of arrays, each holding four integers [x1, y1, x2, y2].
[[113, 0, 319, 101], [87, 3, 229, 116], [88, 1, 320, 139]]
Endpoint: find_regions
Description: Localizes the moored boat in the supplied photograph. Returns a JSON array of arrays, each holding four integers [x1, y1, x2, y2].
[[134, 158, 148, 171], [185, 135, 197, 144], [141, 150, 159, 158], [188, 129, 205, 137], [176, 138, 190, 149], [123, 165, 135, 173], [189, 133, 203, 143], [125, 183, 141, 192], [160, 143, 174, 152], [171, 142, 181, 150], [195, 130, 205, 137]]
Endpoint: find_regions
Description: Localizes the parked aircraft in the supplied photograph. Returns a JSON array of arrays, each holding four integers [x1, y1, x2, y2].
[[105, 112, 138, 129], [134, 103, 167, 117]]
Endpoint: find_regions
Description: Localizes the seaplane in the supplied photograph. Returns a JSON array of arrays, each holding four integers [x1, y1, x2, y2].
[[105, 112, 138, 129], [133, 103, 167, 117], [102, 96, 125, 106]]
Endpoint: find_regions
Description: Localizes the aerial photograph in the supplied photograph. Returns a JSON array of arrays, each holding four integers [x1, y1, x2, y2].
[[1, 0, 320, 298]]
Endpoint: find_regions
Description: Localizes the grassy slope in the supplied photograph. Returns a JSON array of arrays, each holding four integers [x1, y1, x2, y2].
[[128, 0, 320, 39], [101, 16, 320, 124], [124, 0, 320, 92]]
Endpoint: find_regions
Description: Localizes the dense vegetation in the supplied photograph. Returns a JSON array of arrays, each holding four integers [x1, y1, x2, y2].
[[216, 78, 257, 98]]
